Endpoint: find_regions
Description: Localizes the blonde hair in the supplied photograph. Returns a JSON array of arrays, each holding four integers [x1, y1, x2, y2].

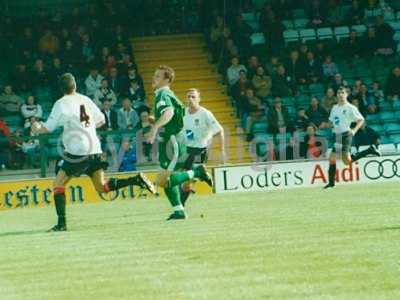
[[186, 88, 200, 96], [157, 65, 175, 83]]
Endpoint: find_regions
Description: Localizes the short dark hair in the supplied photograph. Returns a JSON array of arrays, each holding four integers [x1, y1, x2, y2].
[[59, 73, 76, 94], [157, 65, 175, 83]]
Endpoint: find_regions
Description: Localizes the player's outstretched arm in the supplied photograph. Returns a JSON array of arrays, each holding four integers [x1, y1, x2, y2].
[[145, 107, 174, 144]]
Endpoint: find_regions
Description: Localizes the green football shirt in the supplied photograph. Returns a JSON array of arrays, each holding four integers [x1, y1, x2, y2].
[[154, 86, 185, 139]]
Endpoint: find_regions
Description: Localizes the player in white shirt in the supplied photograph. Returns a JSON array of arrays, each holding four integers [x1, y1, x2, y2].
[[324, 87, 380, 189], [32, 73, 155, 231], [180, 88, 225, 205]]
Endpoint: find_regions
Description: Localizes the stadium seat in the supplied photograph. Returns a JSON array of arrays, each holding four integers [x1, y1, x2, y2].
[[246, 20, 260, 31], [383, 122, 400, 134], [365, 8, 382, 19], [366, 114, 381, 124], [379, 101, 393, 112], [283, 30, 299, 44], [299, 28, 316, 42], [242, 12, 257, 22], [380, 135, 393, 144], [394, 31, 400, 42], [293, 18, 309, 29], [282, 20, 294, 29], [292, 8, 306, 18], [281, 96, 295, 106], [379, 111, 397, 122], [369, 124, 384, 134], [379, 143, 397, 154], [317, 27, 334, 40], [351, 24, 367, 34], [393, 103, 400, 113], [388, 20, 400, 31], [251, 121, 268, 134], [250, 33, 265, 45], [309, 83, 325, 95], [389, 134, 400, 144], [334, 26, 350, 41], [384, 11, 396, 22]]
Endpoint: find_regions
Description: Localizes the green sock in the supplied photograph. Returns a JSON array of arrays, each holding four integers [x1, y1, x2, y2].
[[164, 185, 184, 212], [168, 171, 194, 187]]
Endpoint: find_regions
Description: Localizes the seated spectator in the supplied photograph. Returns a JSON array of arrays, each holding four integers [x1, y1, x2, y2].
[[49, 57, 65, 98], [354, 84, 378, 114], [295, 108, 310, 131], [97, 46, 111, 67], [100, 99, 118, 131], [305, 51, 323, 83], [21, 95, 43, 127], [126, 79, 146, 106], [11, 64, 31, 93], [107, 67, 126, 96], [22, 117, 41, 167], [285, 50, 307, 84], [385, 66, 400, 101], [94, 79, 117, 107], [300, 124, 323, 159], [231, 70, 251, 104], [342, 30, 362, 62], [299, 44, 310, 62], [326, 0, 345, 26], [330, 73, 348, 92], [306, 97, 330, 129], [231, 14, 253, 56], [0, 117, 11, 169], [127, 67, 145, 92], [307, 0, 327, 27], [321, 88, 337, 112], [322, 55, 339, 80], [227, 57, 247, 87], [0, 85, 23, 115], [353, 123, 380, 148], [117, 98, 139, 130], [262, 11, 285, 55], [118, 140, 137, 172], [38, 29, 59, 56], [370, 81, 384, 100], [361, 26, 379, 57], [247, 55, 260, 79], [239, 88, 266, 132], [103, 54, 117, 76], [347, 0, 365, 24], [265, 56, 280, 76], [81, 34, 95, 64], [314, 41, 328, 61], [117, 54, 137, 76], [267, 97, 294, 134], [375, 16, 396, 56], [272, 64, 295, 97], [31, 59, 50, 90], [135, 106, 153, 162], [252, 66, 272, 101], [85, 67, 104, 98], [8, 128, 25, 170]]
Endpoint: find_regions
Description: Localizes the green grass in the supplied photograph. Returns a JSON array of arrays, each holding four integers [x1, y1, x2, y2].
[[1, 183, 400, 300]]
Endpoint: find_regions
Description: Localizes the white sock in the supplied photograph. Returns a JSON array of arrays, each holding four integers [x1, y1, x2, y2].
[[173, 205, 184, 212], [187, 170, 194, 179]]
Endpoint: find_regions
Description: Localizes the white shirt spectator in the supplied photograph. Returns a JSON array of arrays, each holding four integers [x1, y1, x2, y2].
[[21, 103, 43, 120], [227, 64, 247, 86], [93, 87, 117, 107], [44, 93, 105, 156], [329, 102, 364, 134], [183, 106, 223, 148], [85, 74, 104, 97]]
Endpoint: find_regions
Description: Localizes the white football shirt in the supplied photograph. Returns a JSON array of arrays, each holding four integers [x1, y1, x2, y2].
[[329, 102, 364, 134], [183, 106, 223, 148], [44, 93, 105, 156]]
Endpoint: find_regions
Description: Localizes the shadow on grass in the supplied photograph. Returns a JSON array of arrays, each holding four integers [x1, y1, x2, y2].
[[0, 229, 48, 237], [372, 226, 400, 231]]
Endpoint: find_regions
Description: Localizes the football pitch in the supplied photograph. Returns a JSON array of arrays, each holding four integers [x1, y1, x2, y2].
[[1, 182, 399, 300]]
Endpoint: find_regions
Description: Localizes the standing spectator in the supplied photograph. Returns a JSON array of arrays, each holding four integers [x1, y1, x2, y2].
[[307, 0, 327, 27], [321, 88, 337, 112], [247, 55, 260, 80], [49, 57, 65, 98], [80, 34, 95, 65], [31, 59, 50, 90], [305, 51, 323, 83], [21, 95, 43, 127], [126, 79, 146, 106], [342, 30, 362, 62], [272, 64, 295, 97], [231, 14, 253, 56], [85, 67, 104, 98], [261, 11, 285, 55], [322, 55, 339, 80], [100, 99, 118, 131], [94, 79, 117, 107], [117, 98, 139, 129], [385, 66, 400, 102], [305, 97, 330, 129], [267, 97, 294, 134], [300, 124, 323, 159], [227, 57, 247, 87], [286, 50, 307, 84], [326, 0, 345, 26], [62, 40, 79, 70], [252, 66, 272, 101], [0, 85, 23, 115]]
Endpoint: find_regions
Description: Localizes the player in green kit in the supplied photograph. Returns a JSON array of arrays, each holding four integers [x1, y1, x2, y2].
[[144, 65, 213, 220]]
